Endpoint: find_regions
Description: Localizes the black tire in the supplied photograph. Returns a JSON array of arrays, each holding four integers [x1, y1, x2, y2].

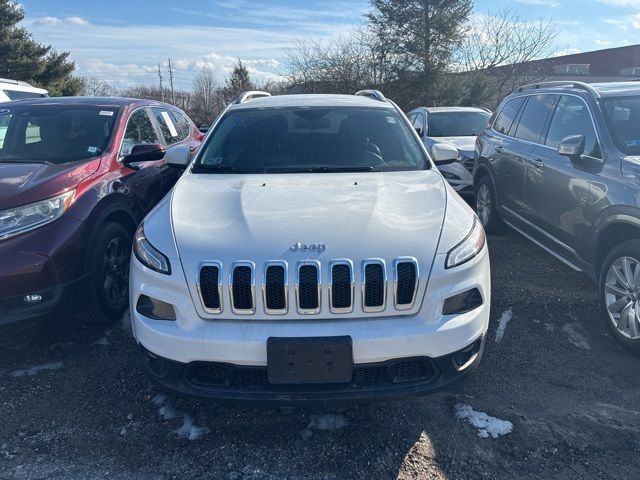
[[77, 222, 132, 324], [474, 175, 503, 234], [599, 239, 640, 355]]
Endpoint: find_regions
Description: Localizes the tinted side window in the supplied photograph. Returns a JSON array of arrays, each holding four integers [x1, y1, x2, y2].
[[493, 97, 525, 136], [152, 107, 180, 145], [169, 110, 191, 141], [121, 109, 161, 156], [545, 95, 600, 158], [514, 95, 556, 144]]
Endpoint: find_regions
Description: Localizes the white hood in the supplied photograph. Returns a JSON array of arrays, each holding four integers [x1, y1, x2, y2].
[[170, 170, 448, 318]]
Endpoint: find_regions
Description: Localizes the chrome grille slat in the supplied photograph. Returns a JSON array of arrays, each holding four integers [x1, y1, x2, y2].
[[230, 261, 256, 314], [198, 261, 223, 314], [329, 259, 354, 314], [362, 259, 387, 313], [296, 260, 321, 314], [394, 257, 419, 310], [263, 261, 288, 314]]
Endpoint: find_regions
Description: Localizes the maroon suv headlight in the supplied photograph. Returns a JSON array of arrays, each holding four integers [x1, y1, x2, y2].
[[0, 191, 74, 241]]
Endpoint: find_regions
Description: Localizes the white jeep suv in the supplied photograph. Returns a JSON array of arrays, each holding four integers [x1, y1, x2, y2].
[[129, 90, 490, 403]]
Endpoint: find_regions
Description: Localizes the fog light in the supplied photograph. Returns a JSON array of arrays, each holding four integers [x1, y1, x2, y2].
[[23, 294, 42, 304], [453, 337, 482, 371], [442, 288, 482, 315], [136, 295, 176, 321]]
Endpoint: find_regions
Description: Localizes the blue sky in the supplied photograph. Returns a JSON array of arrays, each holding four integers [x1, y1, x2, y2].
[[17, 0, 640, 90]]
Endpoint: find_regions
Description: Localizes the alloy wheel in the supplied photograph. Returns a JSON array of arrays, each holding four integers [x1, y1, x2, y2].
[[102, 236, 130, 309], [605, 256, 640, 340], [476, 183, 491, 227]]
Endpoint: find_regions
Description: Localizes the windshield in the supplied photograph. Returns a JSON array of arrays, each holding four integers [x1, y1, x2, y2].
[[0, 105, 120, 164], [602, 96, 640, 155], [194, 106, 428, 173], [428, 111, 491, 137]]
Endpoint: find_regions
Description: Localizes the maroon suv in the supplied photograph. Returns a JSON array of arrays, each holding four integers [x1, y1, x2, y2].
[[0, 97, 203, 325]]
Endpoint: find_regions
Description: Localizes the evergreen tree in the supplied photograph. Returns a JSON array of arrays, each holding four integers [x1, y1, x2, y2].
[[224, 59, 255, 101], [367, 0, 472, 107], [0, 0, 83, 95]]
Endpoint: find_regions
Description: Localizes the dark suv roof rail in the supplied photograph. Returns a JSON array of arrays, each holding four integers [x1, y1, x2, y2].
[[235, 91, 271, 104], [515, 81, 600, 98], [355, 90, 387, 102]]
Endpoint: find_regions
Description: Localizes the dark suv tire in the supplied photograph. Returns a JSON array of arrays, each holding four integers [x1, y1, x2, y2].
[[77, 222, 132, 324], [475, 176, 503, 234], [599, 239, 640, 355]]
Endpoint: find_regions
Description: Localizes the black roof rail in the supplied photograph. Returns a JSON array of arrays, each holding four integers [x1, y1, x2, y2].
[[514, 81, 600, 98], [355, 89, 387, 102], [235, 91, 271, 104]]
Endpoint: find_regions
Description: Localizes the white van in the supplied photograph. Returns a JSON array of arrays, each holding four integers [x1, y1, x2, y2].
[[0, 78, 48, 102]]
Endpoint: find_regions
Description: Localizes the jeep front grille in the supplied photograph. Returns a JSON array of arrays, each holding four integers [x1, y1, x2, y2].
[[197, 256, 419, 316]]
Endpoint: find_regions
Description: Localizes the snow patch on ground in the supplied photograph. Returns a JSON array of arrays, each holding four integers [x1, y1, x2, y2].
[[495, 308, 513, 343], [10, 361, 63, 377], [301, 413, 348, 439], [562, 322, 591, 350], [455, 404, 513, 439], [151, 393, 209, 440], [173, 415, 210, 440]]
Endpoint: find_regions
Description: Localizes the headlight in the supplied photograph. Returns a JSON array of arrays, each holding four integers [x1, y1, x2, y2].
[[445, 217, 486, 269], [0, 191, 74, 241], [133, 223, 171, 274]]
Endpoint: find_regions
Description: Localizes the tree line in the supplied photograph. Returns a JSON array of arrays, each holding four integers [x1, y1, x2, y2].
[[1, 0, 558, 123]]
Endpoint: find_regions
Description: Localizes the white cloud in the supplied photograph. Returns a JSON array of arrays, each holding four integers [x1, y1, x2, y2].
[[597, 0, 640, 5], [33, 16, 90, 26], [633, 12, 640, 28], [595, 39, 612, 45], [514, 0, 561, 6]]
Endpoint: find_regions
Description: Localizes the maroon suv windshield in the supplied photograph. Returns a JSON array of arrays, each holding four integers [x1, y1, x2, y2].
[[0, 105, 120, 164]]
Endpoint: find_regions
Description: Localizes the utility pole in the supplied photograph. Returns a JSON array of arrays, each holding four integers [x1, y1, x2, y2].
[[157, 63, 164, 102], [168, 58, 175, 105]]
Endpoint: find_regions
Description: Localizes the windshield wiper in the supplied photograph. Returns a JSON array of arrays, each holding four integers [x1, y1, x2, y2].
[[192, 164, 236, 173], [305, 166, 380, 173]]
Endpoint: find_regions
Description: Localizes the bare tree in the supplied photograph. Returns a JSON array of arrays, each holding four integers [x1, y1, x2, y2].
[[285, 27, 396, 95], [82, 77, 118, 97], [192, 66, 221, 126], [454, 6, 558, 106]]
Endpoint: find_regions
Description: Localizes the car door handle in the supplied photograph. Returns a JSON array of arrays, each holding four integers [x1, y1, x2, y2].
[[495, 146, 503, 153], [531, 159, 544, 168]]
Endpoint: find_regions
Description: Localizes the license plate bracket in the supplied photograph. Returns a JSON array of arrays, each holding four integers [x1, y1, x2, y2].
[[267, 336, 353, 385]]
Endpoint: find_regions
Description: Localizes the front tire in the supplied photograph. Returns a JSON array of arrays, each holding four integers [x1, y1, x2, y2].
[[77, 222, 132, 324], [475, 176, 502, 234], [600, 239, 640, 355]]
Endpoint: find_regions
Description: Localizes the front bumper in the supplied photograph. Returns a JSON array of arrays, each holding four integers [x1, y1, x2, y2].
[[437, 160, 474, 194], [140, 335, 485, 405], [0, 217, 87, 325]]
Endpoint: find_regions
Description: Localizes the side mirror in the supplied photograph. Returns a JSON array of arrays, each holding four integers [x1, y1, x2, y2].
[[165, 144, 191, 168], [198, 125, 209, 134], [558, 135, 585, 158], [431, 143, 459, 165], [123, 143, 166, 168], [414, 126, 424, 137]]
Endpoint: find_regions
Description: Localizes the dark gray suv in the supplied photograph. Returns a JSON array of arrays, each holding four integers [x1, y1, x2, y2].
[[474, 81, 640, 353]]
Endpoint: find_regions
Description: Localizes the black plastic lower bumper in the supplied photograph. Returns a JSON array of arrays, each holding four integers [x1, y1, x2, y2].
[[0, 274, 89, 327], [140, 335, 485, 405]]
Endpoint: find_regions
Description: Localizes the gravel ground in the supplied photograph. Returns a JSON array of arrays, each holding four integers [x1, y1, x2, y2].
[[1, 231, 639, 480]]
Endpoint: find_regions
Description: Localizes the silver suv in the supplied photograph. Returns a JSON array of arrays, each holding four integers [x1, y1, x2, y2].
[[408, 106, 491, 195]]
